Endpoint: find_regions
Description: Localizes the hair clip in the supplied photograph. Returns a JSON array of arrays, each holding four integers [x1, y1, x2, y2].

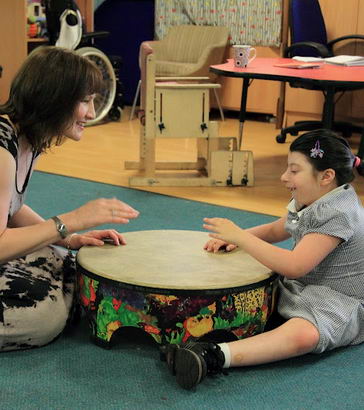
[[310, 140, 324, 159], [353, 156, 361, 168]]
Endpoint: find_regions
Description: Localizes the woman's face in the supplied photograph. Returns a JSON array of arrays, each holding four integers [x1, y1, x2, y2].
[[63, 94, 96, 141]]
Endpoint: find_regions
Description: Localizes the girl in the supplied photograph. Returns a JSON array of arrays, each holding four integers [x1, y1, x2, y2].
[[0, 46, 139, 351], [163, 129, 364, 390]]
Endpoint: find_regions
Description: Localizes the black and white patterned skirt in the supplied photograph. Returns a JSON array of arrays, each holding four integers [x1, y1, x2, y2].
[[0, 245, 76, 352]]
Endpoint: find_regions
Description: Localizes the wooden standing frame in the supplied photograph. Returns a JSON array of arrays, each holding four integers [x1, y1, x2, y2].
[[125, 54, 254, 187]]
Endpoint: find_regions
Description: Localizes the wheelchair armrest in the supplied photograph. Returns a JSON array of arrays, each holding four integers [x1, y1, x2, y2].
[[156, 76, 210, 81], [328, 34, 364, 54], [285, 42, 331, 58], [82, 31, 110, 41], [155, 83, 220, 90]]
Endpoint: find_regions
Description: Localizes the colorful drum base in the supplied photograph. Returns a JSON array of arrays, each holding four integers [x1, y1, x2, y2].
[[78, 272, 278, 347]]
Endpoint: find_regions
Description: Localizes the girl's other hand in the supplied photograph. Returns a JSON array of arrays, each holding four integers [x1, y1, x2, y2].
[[203, 217, 243, 245]]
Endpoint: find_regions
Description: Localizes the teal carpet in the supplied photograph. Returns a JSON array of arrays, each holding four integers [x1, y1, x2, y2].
[[1, 171, 363, 410]]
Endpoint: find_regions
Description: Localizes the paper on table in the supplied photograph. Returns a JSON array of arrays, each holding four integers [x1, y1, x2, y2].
[[274, 62, 322, 69], [293, 55, 364, 66], [324, 55, 364, 66], [293, 56, 325, 63]]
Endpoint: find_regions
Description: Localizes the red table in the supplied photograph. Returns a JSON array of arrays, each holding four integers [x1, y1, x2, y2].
[[211, 58, 364, 152]]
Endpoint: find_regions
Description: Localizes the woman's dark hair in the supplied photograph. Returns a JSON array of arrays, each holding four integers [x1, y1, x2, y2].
[[0, 46, 103, 153], [290, 129, 361, 186]]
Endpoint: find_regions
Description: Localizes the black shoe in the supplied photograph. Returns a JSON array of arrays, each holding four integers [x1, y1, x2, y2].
[[160, 344, 180, 375], [163, 342, 226, 390]]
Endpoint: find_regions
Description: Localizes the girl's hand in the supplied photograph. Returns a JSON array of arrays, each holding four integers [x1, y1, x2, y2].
[[67, 229, 127, 250], [203, 217, 243, 245], [203, 238, 237, 253]]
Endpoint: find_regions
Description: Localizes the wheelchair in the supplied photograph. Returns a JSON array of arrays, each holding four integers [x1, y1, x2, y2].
[[44, 0, 123, 125]]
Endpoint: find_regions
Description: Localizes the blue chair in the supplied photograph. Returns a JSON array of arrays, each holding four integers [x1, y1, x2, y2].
[[358, 128, 364, 165], [276, 0, 364, 143]]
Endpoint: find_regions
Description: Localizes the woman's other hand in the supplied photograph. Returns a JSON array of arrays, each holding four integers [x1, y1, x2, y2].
[[66, 229, 127, 250]]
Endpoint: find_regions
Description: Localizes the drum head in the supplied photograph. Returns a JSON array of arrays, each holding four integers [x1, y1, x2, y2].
[[77, 230, 273, 290]]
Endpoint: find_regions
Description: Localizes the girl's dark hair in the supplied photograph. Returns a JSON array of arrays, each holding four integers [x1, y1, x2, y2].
[[290, 129, 361, 186], [0, 46, 103, 153]]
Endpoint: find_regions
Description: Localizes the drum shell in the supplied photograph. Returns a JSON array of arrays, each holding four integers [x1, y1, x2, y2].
[[78, 265, 278, 345]]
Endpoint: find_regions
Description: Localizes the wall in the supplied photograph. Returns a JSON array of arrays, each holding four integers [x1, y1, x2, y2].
[[154, 0, 283, 46]]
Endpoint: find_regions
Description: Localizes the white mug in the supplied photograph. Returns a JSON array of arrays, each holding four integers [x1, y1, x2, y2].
[[233, 45, 257, 68]]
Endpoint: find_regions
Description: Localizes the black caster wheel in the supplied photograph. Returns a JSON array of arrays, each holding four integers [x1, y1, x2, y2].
[[342, 131, 352, 139], [108, 107, 122, 121], [276, 134, 286, 143], [357, 163, 364, 176], [241, 177, 248, 186]]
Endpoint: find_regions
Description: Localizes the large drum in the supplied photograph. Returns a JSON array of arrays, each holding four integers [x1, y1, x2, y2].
[[77, 230, 278, 348]]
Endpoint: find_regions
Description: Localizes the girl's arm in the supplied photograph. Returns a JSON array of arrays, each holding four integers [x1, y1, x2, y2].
[[204, 217, 290, 253], [246, 217, 291, 243], [203, 217, 341, 278]]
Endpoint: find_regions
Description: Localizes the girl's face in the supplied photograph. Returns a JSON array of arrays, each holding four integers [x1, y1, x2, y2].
[[63, 94, 96, 141], [280, 151, 325, 208]]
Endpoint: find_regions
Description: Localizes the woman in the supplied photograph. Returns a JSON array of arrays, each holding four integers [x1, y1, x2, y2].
[[0, 46, 139, 351]]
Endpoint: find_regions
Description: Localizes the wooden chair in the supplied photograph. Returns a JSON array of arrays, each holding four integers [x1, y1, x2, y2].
[[125, 52, 254, 187], [129, 25, 229, 121]]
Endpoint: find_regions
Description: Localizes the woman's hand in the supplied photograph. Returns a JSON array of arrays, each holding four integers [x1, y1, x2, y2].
[[66, 229, 127, 250], [60, 198, 139, 232], [203, 238, 237, 253], [203, 217, 243, 245]]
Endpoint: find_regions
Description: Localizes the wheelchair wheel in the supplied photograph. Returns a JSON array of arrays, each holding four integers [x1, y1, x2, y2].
[[76, 47, 116, 126]]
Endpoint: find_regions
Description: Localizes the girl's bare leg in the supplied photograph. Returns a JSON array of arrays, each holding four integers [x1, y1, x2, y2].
[[228, 317, 320, 367]]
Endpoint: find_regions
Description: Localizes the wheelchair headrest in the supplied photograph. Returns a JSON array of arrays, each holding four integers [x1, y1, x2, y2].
[[55, 8, 82, 50], [44, 0, 83, 45]]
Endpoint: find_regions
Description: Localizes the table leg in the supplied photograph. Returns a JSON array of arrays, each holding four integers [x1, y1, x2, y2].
[[322, 86, 335, 129], [357, 128, 364, 177], [238, 78, 250, 150], [358, 127, 364, 159]]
